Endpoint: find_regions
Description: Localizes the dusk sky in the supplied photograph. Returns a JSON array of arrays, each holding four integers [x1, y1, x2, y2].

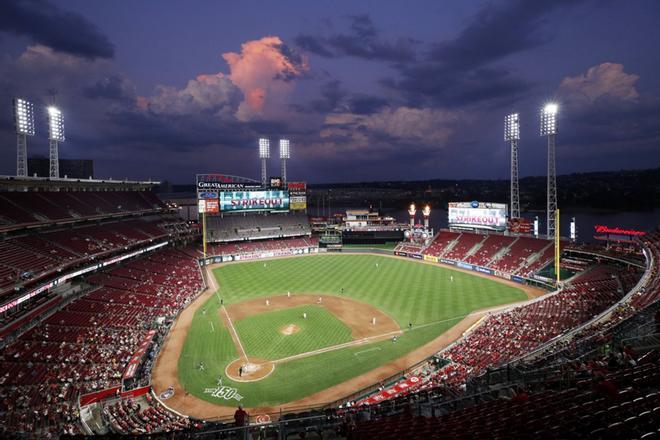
[[1, 0, 659, 184]]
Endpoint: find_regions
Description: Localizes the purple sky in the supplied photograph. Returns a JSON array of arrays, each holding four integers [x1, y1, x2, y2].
[[0, 0, 659, 184]]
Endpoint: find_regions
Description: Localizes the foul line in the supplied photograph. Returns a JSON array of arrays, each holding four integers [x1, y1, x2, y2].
[[271, 329, 402, 364], [354, 347, 382, 356], [268, 303, 520, 366], [221, 306, 249, 363], [209, 321, 214, 332]]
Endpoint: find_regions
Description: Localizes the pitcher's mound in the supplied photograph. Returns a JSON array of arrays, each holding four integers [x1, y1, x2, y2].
[[279, 324, 300, 335], [226, 358, 274, 382]]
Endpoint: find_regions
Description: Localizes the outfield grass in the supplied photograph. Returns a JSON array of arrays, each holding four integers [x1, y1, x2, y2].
[[178, 254, 527, 407]]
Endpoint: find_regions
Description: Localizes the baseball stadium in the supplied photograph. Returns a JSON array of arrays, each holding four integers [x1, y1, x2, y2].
[[2, 3, 660, 439], [0, 129, 659, 439]]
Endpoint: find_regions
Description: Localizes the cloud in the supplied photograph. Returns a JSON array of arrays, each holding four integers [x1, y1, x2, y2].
[[319, 106, 460, 153], [428, 1, 577, 71], [381, 1, 586, 107], [558, 62, 640, 108], [144, 73, 241, 117], [295, 15, 417, 63], [385, 65, 531, 108], [222, 36, 309, 121], [83, 75, 136, 105], [0, 0, 114, 59]]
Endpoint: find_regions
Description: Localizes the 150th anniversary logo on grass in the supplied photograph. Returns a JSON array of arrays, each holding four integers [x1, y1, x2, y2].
[[204, 386, 243, 401]]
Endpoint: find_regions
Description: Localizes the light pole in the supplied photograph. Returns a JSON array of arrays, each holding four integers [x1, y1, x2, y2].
[[47, 106, 65, 178], [279, 139, 290, 185], [258, 138, 270, 187], [13, 98, 35, 177], [540, 103, 558, 239], [505, 113, 520, 219]]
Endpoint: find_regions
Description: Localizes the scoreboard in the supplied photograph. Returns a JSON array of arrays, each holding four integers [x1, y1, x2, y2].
[[448, 201, 508, 231], [219, 190, 289, 212]]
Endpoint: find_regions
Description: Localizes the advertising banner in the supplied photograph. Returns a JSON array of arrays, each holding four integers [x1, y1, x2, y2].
[[410, 253, 423, 260], [475, 266, 493, 275], [424, 255, 438, 263], [511, 275, 525, 283], [290, 201, 307, 210], [198, 199, 219, 214], [219, 190, 289, 212], [440, 258, 456, 265], [123, 330, 156, 380], [394, 251, 408, 257], [196, 174, 261, 191], [355, 376, 422, 406], [457, 262, 474, 271], [198, 191, 218, 199], [288, 181, 306, 193]]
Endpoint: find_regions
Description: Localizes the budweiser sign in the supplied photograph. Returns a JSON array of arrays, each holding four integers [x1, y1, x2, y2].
[[594, 225, 646, 237]]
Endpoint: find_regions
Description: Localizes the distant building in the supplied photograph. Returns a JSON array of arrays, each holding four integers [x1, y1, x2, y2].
[[28, 157, 94, 179]]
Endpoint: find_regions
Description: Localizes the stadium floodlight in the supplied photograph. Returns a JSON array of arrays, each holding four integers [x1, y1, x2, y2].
[[13, 98, 35, 177], [259, 137, 270, 187], [540, 103, 558, 136], [505, 113, 521, 218], [14, 98, 35, 136], [279, 139, 290, 159], [47, 106, 64, 178], [258, 137, 270, 159], [47, 106, 65, 141], [504, 113, 520, 141], [540, 102, 559, 239], [279, 138, 290, 185]]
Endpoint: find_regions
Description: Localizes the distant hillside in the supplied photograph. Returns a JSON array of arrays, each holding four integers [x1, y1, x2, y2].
[[306, 168, 660, 211]]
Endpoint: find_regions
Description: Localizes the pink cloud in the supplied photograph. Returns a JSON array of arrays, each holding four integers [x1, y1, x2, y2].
[[222, 36, 308, 121], [558, 63, 640, 108]]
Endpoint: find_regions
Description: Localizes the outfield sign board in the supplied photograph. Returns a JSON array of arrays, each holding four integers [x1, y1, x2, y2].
[[198, 199, 219, 214], [288, 182, 307, 211], [219, 190, 289, 212], [448, 201, 508, 231]]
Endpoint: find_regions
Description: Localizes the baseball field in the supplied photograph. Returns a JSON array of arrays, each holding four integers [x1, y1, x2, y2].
[[156, 254, 531, 413]]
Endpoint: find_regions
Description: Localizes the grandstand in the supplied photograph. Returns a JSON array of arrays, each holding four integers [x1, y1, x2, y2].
[[1, 172, 659, 439], [205, 212, 311, 243]]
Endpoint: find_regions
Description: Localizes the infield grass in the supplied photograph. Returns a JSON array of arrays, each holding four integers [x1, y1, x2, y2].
[[235, 305, 353, 360], [178, 254, 528, 408]]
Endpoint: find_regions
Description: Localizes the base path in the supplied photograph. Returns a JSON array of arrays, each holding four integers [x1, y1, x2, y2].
[[151, 253, 546, 421]]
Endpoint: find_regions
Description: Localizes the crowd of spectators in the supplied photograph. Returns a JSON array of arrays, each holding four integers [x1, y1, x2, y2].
[[0, 246, 203, 436], [102, 395, 191, 435], [420, 230, 554, 277], [207, 236, 318, 257], [0, 218, 176, 297]]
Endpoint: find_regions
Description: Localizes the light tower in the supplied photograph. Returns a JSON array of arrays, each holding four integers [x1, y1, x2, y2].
[[47, 106, 65, 178], [505, 113, 520, 219], [540, 103, 558, 239], [279, 139, 290, 185], [422, 205, 431, 230], [258, 137, 270, 187], [13, 98, 35, 177]]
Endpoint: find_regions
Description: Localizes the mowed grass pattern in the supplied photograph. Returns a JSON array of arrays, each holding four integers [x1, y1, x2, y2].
[[179, 254, 528, 407], [215, 255, 521, 326], [234, 305, 353, 360]]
